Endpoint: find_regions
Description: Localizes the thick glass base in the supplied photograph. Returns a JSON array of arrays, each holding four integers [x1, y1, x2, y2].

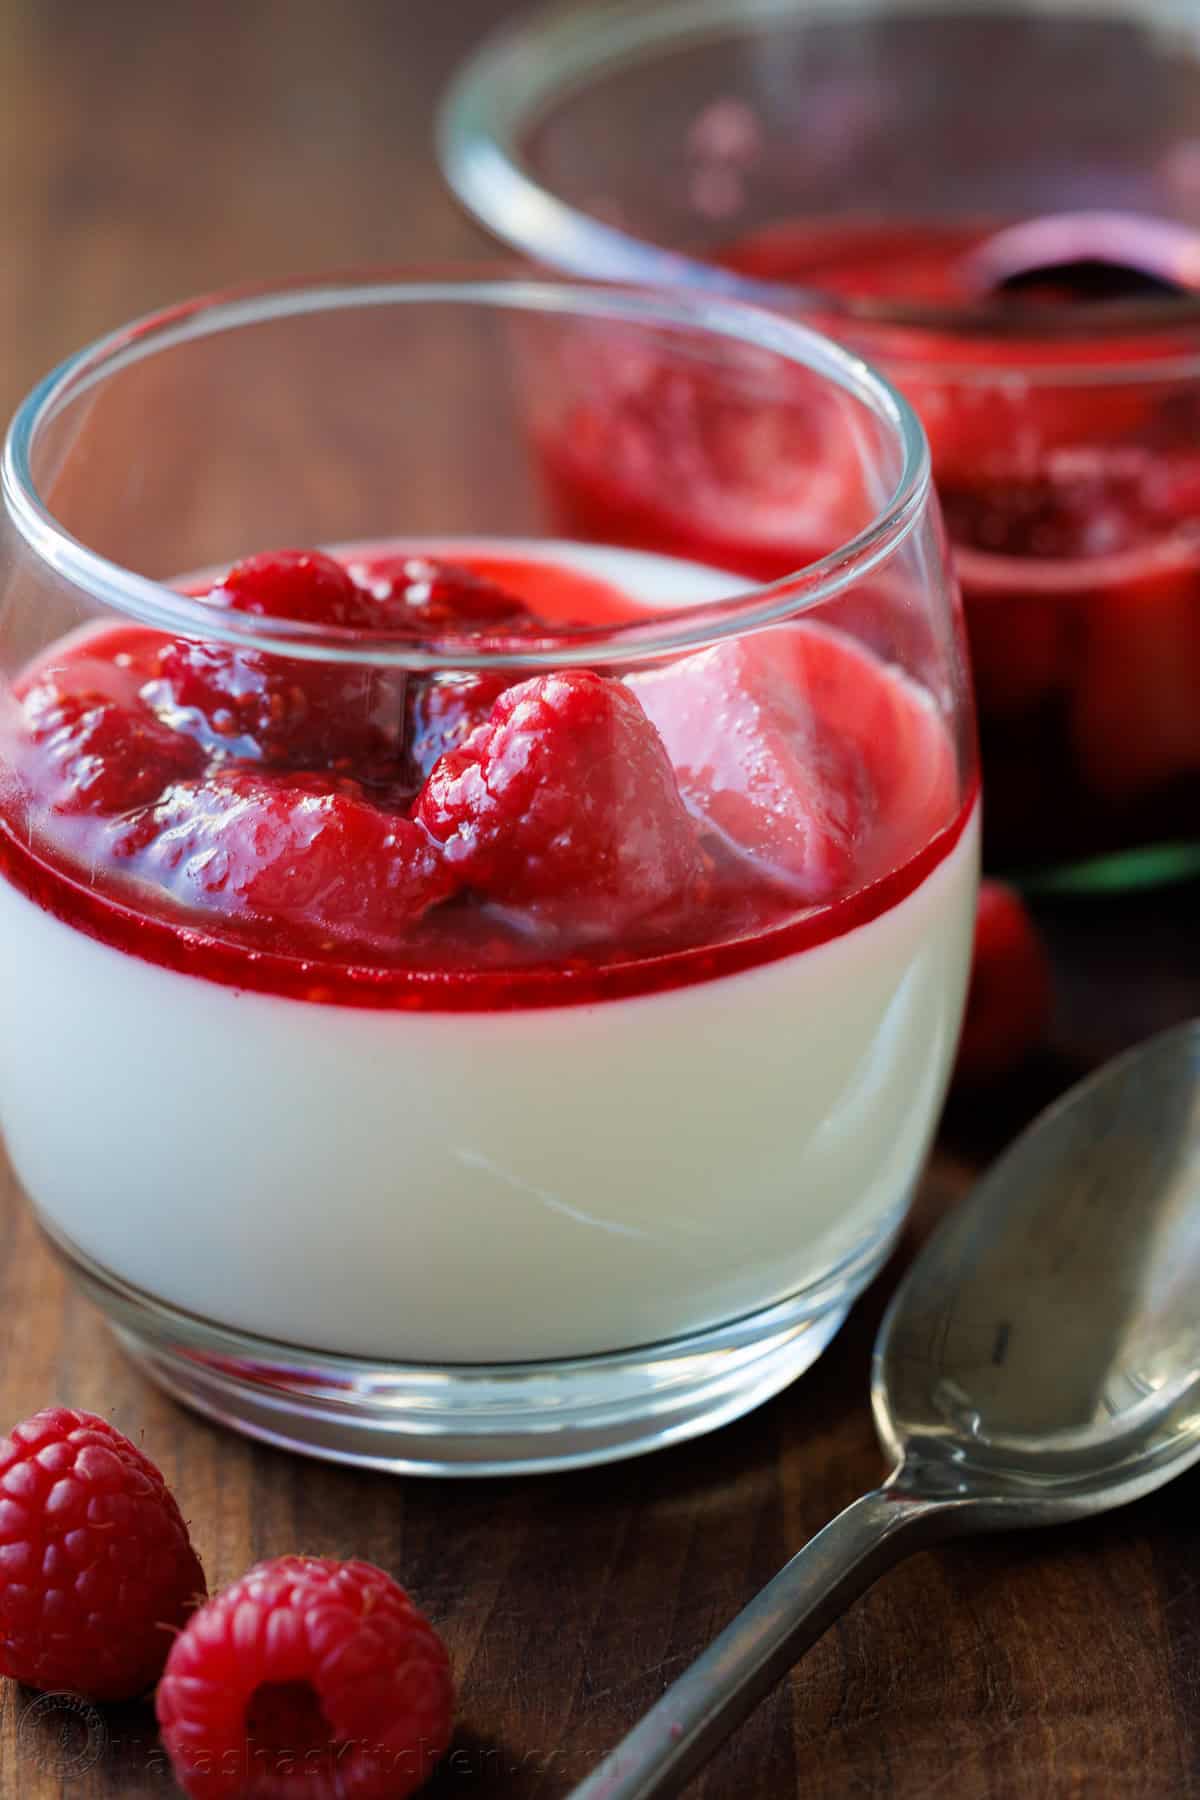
[[39, 1214, 903, 1475]]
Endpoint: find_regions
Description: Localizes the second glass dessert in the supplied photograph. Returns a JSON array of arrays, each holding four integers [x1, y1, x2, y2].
[[442, 0, 1200, 887]]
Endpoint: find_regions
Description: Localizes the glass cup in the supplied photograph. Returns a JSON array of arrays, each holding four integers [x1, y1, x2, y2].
[[0, 273, 977, 1474], [441, 0, 1200, 890]]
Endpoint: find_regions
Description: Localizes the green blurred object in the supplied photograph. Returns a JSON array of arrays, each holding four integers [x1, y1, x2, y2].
[[1018, 843, 1200, 896]]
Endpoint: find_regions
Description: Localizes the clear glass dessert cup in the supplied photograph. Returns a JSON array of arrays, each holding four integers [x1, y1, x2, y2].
[[0, 272, 977, 1474], [441, 0, 1200, 891]]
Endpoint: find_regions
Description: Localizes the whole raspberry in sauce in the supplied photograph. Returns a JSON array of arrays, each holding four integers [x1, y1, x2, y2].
[[146, 550, 542, 784], [21, 680, 205, 814], [415, 668, 708, 939], [113, 768, 453, 950]]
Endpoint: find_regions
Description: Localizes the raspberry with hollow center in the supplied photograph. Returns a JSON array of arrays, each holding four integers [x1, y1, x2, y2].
[[156, 1555, 454, 1800], [0, 1407, 206, 1701]]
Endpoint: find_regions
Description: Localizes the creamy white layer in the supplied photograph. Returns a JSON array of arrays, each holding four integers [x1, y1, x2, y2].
[[0, 543, 978, 1363], [0, 805, 977, 1361]]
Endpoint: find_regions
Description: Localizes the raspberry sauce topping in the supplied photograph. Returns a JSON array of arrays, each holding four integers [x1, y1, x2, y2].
[[0, 546, 969, 1008], [157, 1555, 453, 1800]]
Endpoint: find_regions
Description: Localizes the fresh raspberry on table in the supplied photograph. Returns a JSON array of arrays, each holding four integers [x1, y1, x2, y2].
[[0, 1407, 206, 1701], [414, 668, 707, 940], [955, 881, 1053, 1082], [156, 1555, 454, 1800]]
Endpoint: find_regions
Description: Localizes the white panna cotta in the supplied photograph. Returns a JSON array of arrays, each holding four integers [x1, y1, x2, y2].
[[0, 544, 978, 1363]]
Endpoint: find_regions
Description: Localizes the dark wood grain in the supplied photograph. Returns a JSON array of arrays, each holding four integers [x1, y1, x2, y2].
[[0, 3, 1197, 1795]]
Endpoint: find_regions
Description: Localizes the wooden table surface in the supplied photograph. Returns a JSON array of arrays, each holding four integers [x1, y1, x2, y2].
[[0, 3, 1197, 1794]]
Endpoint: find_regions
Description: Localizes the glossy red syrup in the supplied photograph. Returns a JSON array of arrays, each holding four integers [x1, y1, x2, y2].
[[0, 546, 972, 1011], [540, 221, 1200, 872]]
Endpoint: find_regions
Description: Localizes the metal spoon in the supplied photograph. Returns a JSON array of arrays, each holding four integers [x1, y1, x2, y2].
[[962, 209, 1200, 302], [570, 1019, 1200, 1800]]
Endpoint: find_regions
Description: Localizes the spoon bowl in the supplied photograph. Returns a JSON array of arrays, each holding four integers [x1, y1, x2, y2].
[[571, 1019, 1200, 1798], [963, 210, 1200, 303], [878, 1020, 1200, 1523]]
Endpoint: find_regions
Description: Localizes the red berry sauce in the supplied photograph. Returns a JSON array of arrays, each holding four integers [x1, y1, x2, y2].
[[540, 220, 1200, 872], [0, 545, 973, 1011]]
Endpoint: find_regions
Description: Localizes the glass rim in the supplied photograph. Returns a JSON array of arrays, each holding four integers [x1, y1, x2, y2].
[[1, 268, 931, 671], [438, 0, 1200, 368]]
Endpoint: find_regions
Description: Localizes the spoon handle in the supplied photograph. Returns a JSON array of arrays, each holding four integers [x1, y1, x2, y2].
[[567, 1486, 944, 1800]]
